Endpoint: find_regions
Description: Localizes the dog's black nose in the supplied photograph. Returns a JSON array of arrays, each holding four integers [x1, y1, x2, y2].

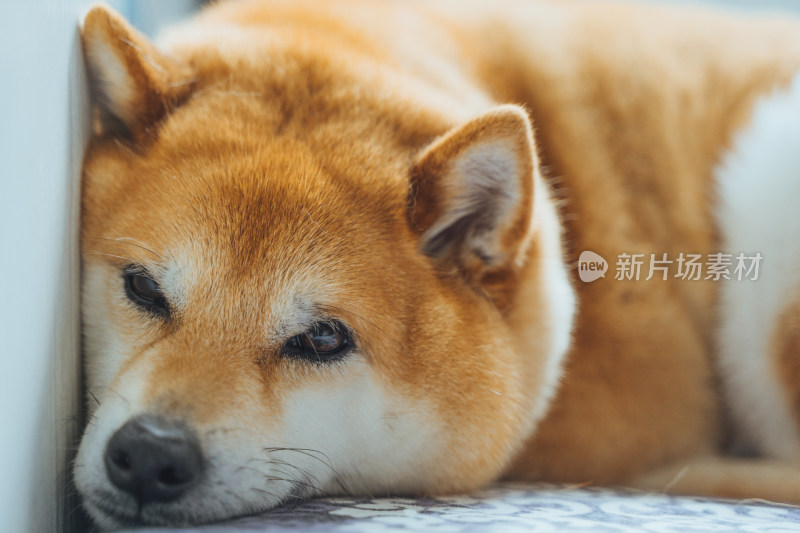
[[105, 415, 203, 504]]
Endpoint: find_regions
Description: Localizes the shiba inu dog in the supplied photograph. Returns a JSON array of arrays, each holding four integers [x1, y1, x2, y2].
[[74, 0, 800, 528]]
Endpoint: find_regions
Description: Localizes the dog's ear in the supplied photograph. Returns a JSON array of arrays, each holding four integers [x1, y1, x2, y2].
[[81, 4, 194, 141], [409, 105, 538, 285]]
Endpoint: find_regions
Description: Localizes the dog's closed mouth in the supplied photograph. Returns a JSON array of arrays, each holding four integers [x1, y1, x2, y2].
[[85, 491, 142, 529]]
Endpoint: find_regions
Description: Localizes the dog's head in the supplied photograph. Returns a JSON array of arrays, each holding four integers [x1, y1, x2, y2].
[[74, 4, 575, 529]]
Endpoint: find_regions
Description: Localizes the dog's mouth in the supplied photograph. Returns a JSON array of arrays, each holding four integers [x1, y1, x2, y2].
[[85, 487, 295, 529], [85, 491, 144, 529], [88, 500, 194, 530], [85, 486, 206, 529], [85, 488, 226, 529], [78, 423, 309, 529], [75, 411, 333, 529]]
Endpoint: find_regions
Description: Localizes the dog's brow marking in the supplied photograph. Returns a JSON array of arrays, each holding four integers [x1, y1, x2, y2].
[[322, 303, 399, 344]]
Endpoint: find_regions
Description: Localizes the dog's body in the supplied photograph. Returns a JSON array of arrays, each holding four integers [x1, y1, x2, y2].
[[75, 0, 800, 528]]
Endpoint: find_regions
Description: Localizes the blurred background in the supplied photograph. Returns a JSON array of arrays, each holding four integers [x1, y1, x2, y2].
[[691, 0, 798, 12], [692, 0, 800, 12], [0, 0, 798, 532]]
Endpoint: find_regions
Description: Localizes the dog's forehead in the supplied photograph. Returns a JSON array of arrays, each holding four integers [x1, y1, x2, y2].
[[156, 158, 367, 274], [81, 76, 422, 337], [91, 133, 407, 315]]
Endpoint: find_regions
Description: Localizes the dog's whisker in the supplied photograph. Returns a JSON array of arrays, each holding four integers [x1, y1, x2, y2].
[[89, 237, 163, 259], [262, 447, 337, 473], [222, 487, 249, 508], [321, 304, 401, 344], [86, 387, 101, 406], [260, 447, 354, 495], [83, 252, 138, 263], [264, 475, 320, 494], [266, 461, 323, 491]]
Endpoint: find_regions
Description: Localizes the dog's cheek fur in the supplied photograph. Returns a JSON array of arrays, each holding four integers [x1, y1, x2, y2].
[[277, 359, 445, 494], [81, 261, 132, 414]]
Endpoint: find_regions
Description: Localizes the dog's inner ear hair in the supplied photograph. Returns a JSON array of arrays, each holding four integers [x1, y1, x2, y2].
[[419, 143, 518, 263], [81, 5, 196, 142], [409, 105, 538, 278]]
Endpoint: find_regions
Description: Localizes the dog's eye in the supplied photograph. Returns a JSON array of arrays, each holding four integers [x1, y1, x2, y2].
[[124, 267, 169, 316], [282, 322, 352, 362]]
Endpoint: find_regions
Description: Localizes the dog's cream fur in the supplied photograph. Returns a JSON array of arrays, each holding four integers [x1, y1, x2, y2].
[[717, 72, 800, 461], [75, 0, 800, 528]]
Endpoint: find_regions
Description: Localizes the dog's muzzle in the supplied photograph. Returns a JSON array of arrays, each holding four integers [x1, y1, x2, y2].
[[104, 415, 204, 504]]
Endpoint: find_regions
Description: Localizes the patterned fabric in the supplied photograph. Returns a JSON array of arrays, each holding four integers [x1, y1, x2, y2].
[[121, 484, 800, 532]]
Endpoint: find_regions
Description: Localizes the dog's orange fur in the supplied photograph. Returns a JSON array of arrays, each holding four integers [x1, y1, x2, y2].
[[78, 0, 800, 525], [493, 4, 800, 490]]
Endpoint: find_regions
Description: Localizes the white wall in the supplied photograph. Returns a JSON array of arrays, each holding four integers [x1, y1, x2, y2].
[[0, 4, 116, 531], [672, 0, 800, 13], [0, 3, 199, 531]]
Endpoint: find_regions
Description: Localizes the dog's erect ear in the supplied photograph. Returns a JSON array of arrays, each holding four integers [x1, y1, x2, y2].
[[81, 4, 194, 140], [409, 105, 538, 282]]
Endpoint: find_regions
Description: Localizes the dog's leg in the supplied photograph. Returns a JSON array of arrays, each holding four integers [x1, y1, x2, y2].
[[631, 456, 800, 504]]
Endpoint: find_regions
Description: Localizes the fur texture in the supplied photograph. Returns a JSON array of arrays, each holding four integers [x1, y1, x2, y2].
[[75, 0, 800, 528]]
